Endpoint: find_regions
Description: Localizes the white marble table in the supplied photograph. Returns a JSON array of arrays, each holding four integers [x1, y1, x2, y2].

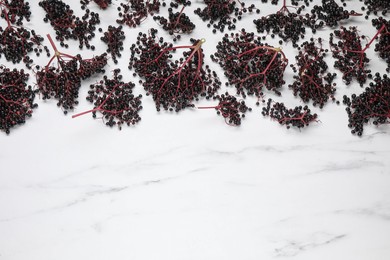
[[1, 1, 389, 259]]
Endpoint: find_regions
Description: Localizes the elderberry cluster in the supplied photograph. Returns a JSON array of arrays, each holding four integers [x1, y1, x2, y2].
[[116, 0, 164, 28], [39, 0, 100, 49], [0, 27, 49, 67], [330, 26, 370, 86], [343, 74, 390, 136], [100, 25, 125, 64], [129, 30, 221, 112], [36, 36, 107, 114], [253, 4, 315, 45], [81, 69, 143, 129], [262, 99, 318, 129], [211, 30, 288, 98], [0, 66, 37, 134], [153, 4, 195, 41], [372, 18, 390, 72], [194, 0, 258, 33], [360, 0, 389, 17], [312, 0, 361, 28], [289, 38, 337, 108], [0, 0, 31, 26], [208, 92, 251, 126], [80, 0, 111, 10]]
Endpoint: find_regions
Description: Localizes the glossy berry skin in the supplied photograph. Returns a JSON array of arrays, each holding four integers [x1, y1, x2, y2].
[[262, 99, 318, 129], [0, 66, 37, 134], [73, 69, 143, 130], [289, 38, 337, 108], [129, 30, 221, 112], [343, 74, 390, 136], [212, 30, 288, 98]]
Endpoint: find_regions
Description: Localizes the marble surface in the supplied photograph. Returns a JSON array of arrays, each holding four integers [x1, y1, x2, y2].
[[1, 1, 390, 259]]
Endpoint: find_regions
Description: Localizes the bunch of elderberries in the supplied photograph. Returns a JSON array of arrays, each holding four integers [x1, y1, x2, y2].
[[343, 74, 390, 136], [211, 30, 288, 98], [0, 66, 38, 134], [72, 69, 143, 130], [0, 0, 49, 67], [36, 35, 107, 114], [289, 38, 337, 108], [39, 0, 100, 49], [129, 29, 221, 112]]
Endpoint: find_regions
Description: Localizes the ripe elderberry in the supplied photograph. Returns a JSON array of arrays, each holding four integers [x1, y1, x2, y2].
[[262, 99, 318, 129], [289, 38, 337, 108], [198, 92, 251, 126], [343, 74, 390, 136], [0, 66, 37, 134], [211, 30, 288, 98], [39, 0, 100, 49], [116, 0, 162, 28], [72, 69, 142, 130], [129, 30, 221, 112], [194, 0, 258, 33], [101, 25, 125, 64], [36, 35, 107, 114]]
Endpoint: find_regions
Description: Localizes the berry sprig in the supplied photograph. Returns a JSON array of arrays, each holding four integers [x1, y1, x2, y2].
[[153, 1, 195, 41], [0, 0, 31, 26], [211, 30, 288, 98], [343, 74, 390, 136], [129, 30, 221, 112], [330, 25, 386, 86], [289, 38, 337, 108], [0, 66, 37, 134], [372, 18, 390, 72], [100, 25, 125, 64], [262, 99, 318, 129], [80, 0, 112, 10], [36, 34, 107, 114], [253, 0, 315, 45], [194, 0, 258, 33], [116, 0, 164, 28], [72, 69, 142, 130], [198, 92, 251, 126], [39, 0, 100, 49], [0, 18, 49, 67]]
